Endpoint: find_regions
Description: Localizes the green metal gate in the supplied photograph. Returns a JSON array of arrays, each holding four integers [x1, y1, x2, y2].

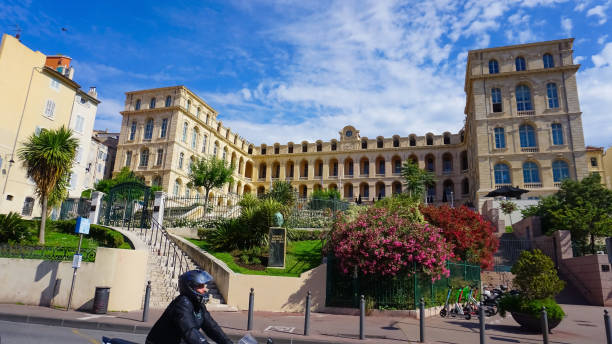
[[99, 182, 152, 230]]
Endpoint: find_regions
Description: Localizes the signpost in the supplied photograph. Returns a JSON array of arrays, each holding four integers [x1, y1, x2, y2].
[[268, 227, 286, 268], [67, 217, 90, 310]]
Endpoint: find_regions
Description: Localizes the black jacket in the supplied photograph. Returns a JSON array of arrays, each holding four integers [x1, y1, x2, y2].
[[146, 295, 232, 344]]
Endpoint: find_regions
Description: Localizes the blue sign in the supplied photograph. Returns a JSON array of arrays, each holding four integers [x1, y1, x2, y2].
[[75, 217, 90, 235]]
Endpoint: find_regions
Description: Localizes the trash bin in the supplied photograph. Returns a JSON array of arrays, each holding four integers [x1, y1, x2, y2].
[[93, 286, 111, 314]]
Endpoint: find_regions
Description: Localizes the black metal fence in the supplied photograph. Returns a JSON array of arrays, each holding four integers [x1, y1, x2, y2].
[[285, 198, 349, 229], [163, 194, 242, 228], [493, 238, 533, 271], [326, 255, 481, 310], [0, 244, 97, 262], [58, 198, 91, 220]]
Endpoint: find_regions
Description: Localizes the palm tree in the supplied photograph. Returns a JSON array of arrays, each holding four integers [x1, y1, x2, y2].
[[18, 126, 78, 244]]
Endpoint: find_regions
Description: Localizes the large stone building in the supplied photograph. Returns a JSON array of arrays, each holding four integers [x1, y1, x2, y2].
[[114, 38, 588, 211], [0, 34, 99, 216]]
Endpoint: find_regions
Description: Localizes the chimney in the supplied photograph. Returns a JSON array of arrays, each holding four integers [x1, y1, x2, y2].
[[88, 86, 97, 98]]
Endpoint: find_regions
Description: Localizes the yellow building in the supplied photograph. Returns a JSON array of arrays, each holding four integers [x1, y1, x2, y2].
[[603, 147, 612, 189], [115, 38, 589, 211], [586, 146, 610, 188], [0, 34, 99, 217]]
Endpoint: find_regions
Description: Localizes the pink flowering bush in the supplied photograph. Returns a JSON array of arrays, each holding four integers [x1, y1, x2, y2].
[[327, 207, 454, 280]]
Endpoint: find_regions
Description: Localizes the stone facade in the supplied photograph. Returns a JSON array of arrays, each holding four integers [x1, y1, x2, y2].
[[114, 38, 589, 210], [586, 146, 609, 188]]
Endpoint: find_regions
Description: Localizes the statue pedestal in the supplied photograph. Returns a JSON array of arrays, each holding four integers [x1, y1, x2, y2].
[[268, 227, 286, 269]]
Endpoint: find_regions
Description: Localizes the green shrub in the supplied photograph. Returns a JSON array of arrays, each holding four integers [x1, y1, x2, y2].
[[498, 294, 565, 321], [374, 194, 425, 224], [0, 212, 29, 243], [512, 249, 565, 300], [47, 219, 124, 248], [197, 228, 214, 240], [287, 229, 324, 241]]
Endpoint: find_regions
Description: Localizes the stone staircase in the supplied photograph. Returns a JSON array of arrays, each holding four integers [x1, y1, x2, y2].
[[134, 221, 233, 310]]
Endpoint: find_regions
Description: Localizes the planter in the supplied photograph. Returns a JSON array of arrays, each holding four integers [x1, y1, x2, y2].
[[510, 312, 562, 332]]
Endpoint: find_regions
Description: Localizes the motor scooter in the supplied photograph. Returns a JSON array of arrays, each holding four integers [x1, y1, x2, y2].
[[102, 334, 273, 344]]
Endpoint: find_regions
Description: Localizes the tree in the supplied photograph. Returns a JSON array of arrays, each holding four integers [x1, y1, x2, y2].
[[499, 200, 518, 226], [522, 173, 612, 254], [46, 171, 70, 217], [265, 181, 296, 207], [93, 166, 142, 194], [17, 126, 78, 244], [401, 160, 435, 201], [187, 156, 234, 212]]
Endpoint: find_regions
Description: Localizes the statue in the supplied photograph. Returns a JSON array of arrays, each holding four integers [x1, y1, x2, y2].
[[273, 211, 284, 227]]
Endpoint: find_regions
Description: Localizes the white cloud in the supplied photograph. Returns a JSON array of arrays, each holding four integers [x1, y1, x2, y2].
[[598, 34, 609, 44], [561, 17, 572, 35], [94, 97, 124, 133], [587, 3, 610, 24]]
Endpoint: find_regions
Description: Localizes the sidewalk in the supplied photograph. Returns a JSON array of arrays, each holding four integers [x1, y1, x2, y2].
[[0, 303, 608, 343]]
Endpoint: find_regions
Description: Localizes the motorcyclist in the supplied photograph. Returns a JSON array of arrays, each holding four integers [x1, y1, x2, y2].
[[146, 269, 233, 344]]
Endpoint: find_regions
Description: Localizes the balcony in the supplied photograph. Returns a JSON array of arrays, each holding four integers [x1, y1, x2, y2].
[[344, 174, 354, 178], [286, 176, 293, 181], [299, 176, 308, 180], [495, 183, 512, 189], [521, 147, 539, 153], [524, 183, 542, 189], [375, 173, 385, 177], [392, 172, 401, 176], [271, 177, 279, 181], [258, 177, 266, 181], [328, 175, 338, 179], [517, 110, 535, 117], [553, 182, 562, 188]]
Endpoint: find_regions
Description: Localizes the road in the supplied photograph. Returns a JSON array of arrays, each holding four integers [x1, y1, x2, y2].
[[0, 320, 330, 344]]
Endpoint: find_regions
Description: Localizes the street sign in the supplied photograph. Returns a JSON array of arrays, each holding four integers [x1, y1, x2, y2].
[[75, 217, 90, 235], [72, 254, 82, 269]]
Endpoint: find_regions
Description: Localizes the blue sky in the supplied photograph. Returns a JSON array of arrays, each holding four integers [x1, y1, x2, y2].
[[2, 0, 612, 147]]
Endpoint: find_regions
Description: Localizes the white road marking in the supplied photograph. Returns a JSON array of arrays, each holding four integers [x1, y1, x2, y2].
[[264, 325, 295, 333], [75, 314, 116, 320]]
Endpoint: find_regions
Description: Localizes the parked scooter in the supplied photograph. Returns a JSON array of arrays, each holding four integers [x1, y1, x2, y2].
[[462, 285, 480, 320], [439, 285, 453, 317], [449, 286, 468, 317]]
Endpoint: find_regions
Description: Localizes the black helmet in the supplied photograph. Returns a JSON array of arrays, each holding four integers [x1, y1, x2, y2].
[[178, 270, 213, 305]]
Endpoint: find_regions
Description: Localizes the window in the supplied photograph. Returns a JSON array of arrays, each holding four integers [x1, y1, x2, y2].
[[332, 162, 338, 176], [150, 97, 156, 109], [174, 180, 180, 196], [129, 121, 137, 140], [202, 134, 207, 153], [546, 83, 559, 109], [462, 178, 469, 194], [378, 160, 385, 174], [551, 123, 564, 145], [191, 128, 197, 149], [361, 140, 367, 149], [494, 127, 506, 149], [135, 99, 141, 110], [187, 99, 191, 112], [394, 159, 401, 173], [516, 85, 532, 111], [491, 88, 502, 112], [489, 59, 499, 74], [213, 143, 218, 156], [197, 107, 201, 118], [75, 147, 82, 163], [165, 96, 172, 107], [443, 134, 450, 145], [317, 143, 322, 152], [494, 164, 511, 184], [346, 130, 353, 137], [523, 161, 540, 183], [156, 149, 163, 165], [74, 115, 85, 133], [160, 118, 168, 138], [261, 146, 267, 155], [552, 160, 570, 182], [222, 148, 227, 161], [144, 119, 154, 140], [426, 157, 434, 172], [182, 122, 188, 142], [44, 99, 55, 118], [125, 151, 132, 167], [248, 146, 253, 154], [409, 137, 416, 146], [426, 135, 433, 145], [288, 144, 293, 154], [50, 78, 60, 90], [140, 149, 149, 167], [331, 142, 337, 151], [377, 139, 383, 148], [591, 157, 598, 167], [178, 153, 184, 169], [543, 54, 554, 68], [443, 154, 452, 172], [519, 124, 536, 147], [302, 144, 308, 153], [274, 146, 279, 154], [393, 138, 399, 147], [515, 56, 526, 71]]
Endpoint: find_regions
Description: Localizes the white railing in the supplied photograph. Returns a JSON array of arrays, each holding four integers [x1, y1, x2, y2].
[[517, 110, 535, 116], [524, 183, 542, 189], [521, 147, 539, 153], [495, 184, 512, 189], [553, 182, 562, 188]]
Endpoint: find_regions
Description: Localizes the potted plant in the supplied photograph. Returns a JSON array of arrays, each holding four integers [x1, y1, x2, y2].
[[498, 249, 565, 332]]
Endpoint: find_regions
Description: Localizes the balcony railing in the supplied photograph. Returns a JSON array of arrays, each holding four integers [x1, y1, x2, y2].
[[495, 183, 512, 189], [524, 183, 542, 189], [521, 147, 539, 153], [271, 177, 279, 181], [299, 176, 308, 180], [517, 110, 535, 116], [328, 175, 338, 179], [375, 173, 385, 177], [258, 177, 266, 181], [344, 174, 354, 178], [553, 182, 562, 188], [286, 176, 293, 181]]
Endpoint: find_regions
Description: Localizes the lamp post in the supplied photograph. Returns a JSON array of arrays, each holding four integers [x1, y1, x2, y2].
[[450, 191, 454, 208]]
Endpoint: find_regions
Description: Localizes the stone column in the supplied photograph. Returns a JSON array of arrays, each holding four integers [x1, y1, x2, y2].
[[89, 191, 104, 225], [152, 191, 167, 229]]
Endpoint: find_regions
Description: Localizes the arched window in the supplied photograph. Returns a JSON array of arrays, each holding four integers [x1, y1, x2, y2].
[[331, 141, 337, 151], [222, 147, 227, 161], [135, 99, 141, 110], [202, 134, 207, 153], [248, 145, 253, 154], [129, 121, 137, 140], [543, 54, 554, 68], [153, 176, 162, 187], [551, 123, 564, 145], [494, 127, 506, 149], [515, 56, 526, 71], [139, 149, 149, 167], [426, 134, 433, 145], [519, 124, 536, 147], [409, 136, 416, 146], [552, 160, 570, 182], [187, 99, 191, 112], [427, 184, 436, 203], [443, 133, 451, 145], [302, 143, 308, 152], [462, 178, 469, 194], [442, 153, 452, 172], [196, 107, 201, 118], [144, 119, 153, 140], [165, 95, 172, 107], [150, 97, 156, 109], [213, 142, 219, 156], [191, 128, 197, 149], [182, 122, 188, 142], [491, 88, 502, 112], [393, 137, 399, 147], [174, 180, 180, 196], [274, 145, 279, 154], [494, 164, 511, 184], [425, 155, 435, 172], [261, 145, 267, 155], [546, 83, 559, 108], [317, 142, 322, 151], [523, 161, 540, 183], [178, 152, 184, 169], [361, 139, 367, 149], [489, 59, 499, 74], [516, 85, 532, 111], [377, 138, 383, 148]]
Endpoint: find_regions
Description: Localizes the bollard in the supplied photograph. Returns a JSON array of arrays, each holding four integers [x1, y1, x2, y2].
[[541, 306, 549, 344], [419, 297, 425, 343], [359, 295, 365, 340], [247, 288, 254, 331], [479, 296, 485, 344], [142, 281, 151, 322], [304, 290, 311, 336], [605, 310, 612, 344]]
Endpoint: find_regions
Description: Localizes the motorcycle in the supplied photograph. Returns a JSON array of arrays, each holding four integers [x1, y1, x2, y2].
[[102, 334, 273, 344]]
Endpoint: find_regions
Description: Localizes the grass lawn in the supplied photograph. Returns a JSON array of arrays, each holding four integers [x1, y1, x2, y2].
[[187, 238, 323, 277]]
